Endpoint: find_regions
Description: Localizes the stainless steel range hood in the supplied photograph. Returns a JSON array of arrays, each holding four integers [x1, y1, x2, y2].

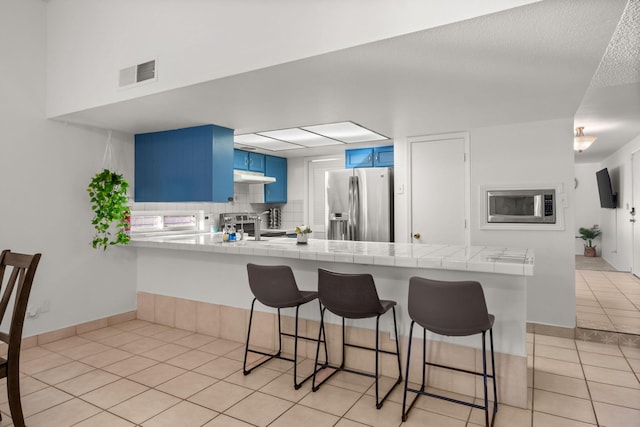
[[233, 170, 276, 184]]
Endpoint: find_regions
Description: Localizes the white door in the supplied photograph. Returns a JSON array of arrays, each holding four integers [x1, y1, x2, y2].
[[632, 151, 640, 277], [410, 135, 467, 245]]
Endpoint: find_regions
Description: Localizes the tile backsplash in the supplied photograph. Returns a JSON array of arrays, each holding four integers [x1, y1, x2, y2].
[[130, 183, 303, 231]]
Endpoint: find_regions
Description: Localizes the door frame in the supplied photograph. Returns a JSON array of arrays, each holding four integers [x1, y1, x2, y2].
[[407, 132, 471, 247], [632, 150, 640, 277]]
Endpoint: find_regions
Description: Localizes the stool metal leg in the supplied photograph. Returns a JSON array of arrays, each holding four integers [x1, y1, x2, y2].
[[375, 315, 380, 408], [313, 305, 402, 409], [490, 328, 498, 413], [402, 321, 415, 421], [243, 298, 258, 375], [245, 299, 326, 389], [482, 331, 489, 427]]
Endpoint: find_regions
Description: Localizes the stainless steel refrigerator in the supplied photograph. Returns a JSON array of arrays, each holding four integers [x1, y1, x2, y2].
[[325, 167, 394, 242]]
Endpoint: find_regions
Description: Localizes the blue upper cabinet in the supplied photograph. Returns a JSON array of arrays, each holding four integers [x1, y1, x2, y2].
[[234, 150, 265, 173], [264, 155, 287, 203], [373, 145, 394, 167], [345, 147, 374, 168], [345, 145, 394, 168], [135, 124, 234, 202]]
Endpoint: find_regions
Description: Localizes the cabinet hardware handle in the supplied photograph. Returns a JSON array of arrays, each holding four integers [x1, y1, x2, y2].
[[413, 233, 421, 239]]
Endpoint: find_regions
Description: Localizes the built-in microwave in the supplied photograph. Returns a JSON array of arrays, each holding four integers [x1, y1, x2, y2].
[[487, 189, 556, 224]]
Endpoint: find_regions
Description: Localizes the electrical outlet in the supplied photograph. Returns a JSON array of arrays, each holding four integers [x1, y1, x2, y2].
[[41, 299, 50, 313], [27, 304, 39, 318]]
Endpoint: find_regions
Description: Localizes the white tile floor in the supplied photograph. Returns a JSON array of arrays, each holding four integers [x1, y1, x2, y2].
[[1, 319, 640, 426], [576, 270, 640, 335]]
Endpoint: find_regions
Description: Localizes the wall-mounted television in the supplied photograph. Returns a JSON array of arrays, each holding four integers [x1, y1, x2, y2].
[[596, 168, 617, 209]]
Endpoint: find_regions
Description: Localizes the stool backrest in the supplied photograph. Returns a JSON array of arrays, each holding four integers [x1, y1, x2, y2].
[[318, 269, 385, 319], [408, 276, 492, 336], [247, 264, 303, 307]]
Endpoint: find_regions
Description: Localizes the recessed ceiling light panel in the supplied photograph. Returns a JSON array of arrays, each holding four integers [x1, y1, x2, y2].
[[234, 134, 276, 144], [302, 122, 388, 143], [258, 128, 342, 147]]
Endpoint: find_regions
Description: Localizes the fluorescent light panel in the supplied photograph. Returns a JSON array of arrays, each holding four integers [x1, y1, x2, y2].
[[234, 122, 387, 151], [302, 121, 387, 143], [258, 128, 342, 148], [234, 134, 275, 144]]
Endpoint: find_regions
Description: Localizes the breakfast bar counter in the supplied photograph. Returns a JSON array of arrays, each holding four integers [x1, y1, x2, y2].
[[130, 234, 535, 276], [130, 236, 533, 407]]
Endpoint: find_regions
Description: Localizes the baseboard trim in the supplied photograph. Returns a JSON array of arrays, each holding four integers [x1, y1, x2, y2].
[[21, 310, 137, 349]]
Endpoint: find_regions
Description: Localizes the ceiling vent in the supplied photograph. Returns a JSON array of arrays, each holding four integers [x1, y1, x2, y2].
[[119, 59, 157, 88]]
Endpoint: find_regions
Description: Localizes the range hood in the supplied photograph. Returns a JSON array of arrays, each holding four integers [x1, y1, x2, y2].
[[233, 170, 276, 184]]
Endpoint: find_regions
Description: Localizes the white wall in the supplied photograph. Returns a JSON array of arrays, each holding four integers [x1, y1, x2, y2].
[[363, 119, 576, 327], [469, 119, 576, 327], [597, 133, 640, 271], [0, 0, 137, 337], [574, 163, 602, 255], [45, 0, 537, 118]]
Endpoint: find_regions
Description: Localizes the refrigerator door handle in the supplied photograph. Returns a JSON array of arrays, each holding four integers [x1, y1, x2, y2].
[[351, 176, 360, 240], [347, 176, 354, 240]]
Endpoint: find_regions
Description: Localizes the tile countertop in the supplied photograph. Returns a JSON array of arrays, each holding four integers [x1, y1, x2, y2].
[[129, 235, 535, 276]]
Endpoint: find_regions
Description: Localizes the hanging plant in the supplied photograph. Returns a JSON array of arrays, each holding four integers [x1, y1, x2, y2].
[[87, 168, 131, 250]]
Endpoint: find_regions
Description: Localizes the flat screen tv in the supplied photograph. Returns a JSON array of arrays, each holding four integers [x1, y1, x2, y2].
[[596, 168, 617, 208]]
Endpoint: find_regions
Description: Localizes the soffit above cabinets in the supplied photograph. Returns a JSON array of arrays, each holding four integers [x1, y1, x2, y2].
[[235, 121, 388, 152]]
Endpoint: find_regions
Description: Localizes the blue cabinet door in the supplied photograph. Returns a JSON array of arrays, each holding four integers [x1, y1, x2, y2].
[[264, 155, 287, 203], [248, 152, 265, 172], [345, 148, 374, 168], [135, 124, 234, 202], [234, 150, 249, 170], [374, 145, 394, 167], [234, 150, 265, 172]]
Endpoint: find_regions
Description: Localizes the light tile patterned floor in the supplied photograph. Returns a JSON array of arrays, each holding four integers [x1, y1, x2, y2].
[[1, 320, 639, 426], [576, 270, 640, 335]]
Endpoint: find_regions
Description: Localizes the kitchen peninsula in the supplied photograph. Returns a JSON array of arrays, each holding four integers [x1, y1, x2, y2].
[[131, 235, 534, 408]]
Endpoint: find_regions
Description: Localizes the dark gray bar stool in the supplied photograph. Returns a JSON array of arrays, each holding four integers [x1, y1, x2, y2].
[[244, 263, 327, 389], [402, 277, 498, 427], [312, 268, 402, 409]]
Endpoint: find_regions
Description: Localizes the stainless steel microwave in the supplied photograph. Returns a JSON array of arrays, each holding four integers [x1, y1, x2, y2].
[[487, 189, 556, 224]]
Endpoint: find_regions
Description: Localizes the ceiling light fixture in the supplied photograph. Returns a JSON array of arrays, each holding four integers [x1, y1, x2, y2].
[[574, 127, 596, 152], [234, 121, 388, 151]]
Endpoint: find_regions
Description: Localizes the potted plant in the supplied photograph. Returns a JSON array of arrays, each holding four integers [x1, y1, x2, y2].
[[576, 224, 601, 257], [295, 225, 312, 244], [87, 169, 131, 250]]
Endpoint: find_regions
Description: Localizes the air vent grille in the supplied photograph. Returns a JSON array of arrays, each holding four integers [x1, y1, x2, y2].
[[136, 60, 156, 82], [119, 59, 157, 88]]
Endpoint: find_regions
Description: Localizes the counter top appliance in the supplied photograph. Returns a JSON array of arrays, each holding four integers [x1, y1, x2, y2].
[[219, 212, 287, 239]]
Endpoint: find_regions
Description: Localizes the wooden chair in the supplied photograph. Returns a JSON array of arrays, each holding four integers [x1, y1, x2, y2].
[[0, 250, 42, 427]]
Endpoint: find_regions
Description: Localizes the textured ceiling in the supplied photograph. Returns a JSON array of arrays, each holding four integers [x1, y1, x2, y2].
[[573, 0, 640, 163], [590, 0, 640, 88]]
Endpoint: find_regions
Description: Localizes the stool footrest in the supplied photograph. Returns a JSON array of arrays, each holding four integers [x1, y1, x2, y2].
[[345, 342, 399, 356], [425, 361, 496, 379]]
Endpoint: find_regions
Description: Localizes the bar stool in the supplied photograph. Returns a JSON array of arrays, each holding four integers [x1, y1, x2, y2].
[[402, 277, 498, 427], [312, 268, 402, 409], [244, 263, 327, 389]]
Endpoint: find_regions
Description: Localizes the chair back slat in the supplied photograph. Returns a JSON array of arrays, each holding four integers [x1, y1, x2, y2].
[[0, 250, 41, 351], [408, 276, 492, 336], [318, 269, 385, 318]]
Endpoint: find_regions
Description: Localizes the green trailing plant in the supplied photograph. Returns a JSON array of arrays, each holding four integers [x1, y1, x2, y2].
[[576, 224, 601, 248], [87, 169, 131, 250]]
